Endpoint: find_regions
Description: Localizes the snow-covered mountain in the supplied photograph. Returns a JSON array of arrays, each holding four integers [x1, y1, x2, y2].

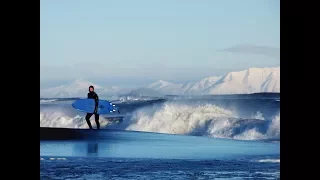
[[204, 67, 280, 94], [147, 80, 185, 95], [40, 66, 279, 98], [121, 87, 165, 98], [146, 66, 280, 95], [40, 79, 122, 98], [185, 76, 222, 94]]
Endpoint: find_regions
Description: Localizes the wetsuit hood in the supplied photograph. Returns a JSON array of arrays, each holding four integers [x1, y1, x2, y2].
[[89, 85, 94, 92]]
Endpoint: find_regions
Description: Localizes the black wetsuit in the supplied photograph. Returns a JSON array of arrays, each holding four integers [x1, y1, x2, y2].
[[85, 91, 100, 129]]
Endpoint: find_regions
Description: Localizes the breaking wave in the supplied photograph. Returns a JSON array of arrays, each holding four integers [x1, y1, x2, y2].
[[257, 159, 280, 163], [40, 111, 112, 129], [40, 99, 58, 104], [110, 102, 280, 141], [40, 99, 280, 141]]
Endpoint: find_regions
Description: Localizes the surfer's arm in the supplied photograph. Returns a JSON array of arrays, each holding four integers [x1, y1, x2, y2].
[[93, 93, 99, 113], [93, 93, 99, 102]]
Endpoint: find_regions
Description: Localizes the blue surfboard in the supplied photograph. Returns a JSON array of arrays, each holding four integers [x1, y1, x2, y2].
[[72, 98, 118, 114]]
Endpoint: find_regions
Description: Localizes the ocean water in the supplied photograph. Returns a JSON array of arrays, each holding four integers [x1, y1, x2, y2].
[[40, 157, 280, 179], [40, 93, 280, 179]]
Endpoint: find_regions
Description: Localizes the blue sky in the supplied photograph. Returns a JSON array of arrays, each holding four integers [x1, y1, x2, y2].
[[40, 0, 279, 88]]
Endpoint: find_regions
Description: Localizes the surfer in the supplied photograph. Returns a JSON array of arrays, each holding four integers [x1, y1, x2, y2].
[[85, 85, 100, 129]]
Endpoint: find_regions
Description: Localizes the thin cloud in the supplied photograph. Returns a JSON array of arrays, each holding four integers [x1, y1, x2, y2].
[[219, 44, 280, 58]]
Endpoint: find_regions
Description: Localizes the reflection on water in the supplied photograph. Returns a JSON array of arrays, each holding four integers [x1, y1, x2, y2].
[[87, 143, 98, 156], [40, 128, 279, 160]]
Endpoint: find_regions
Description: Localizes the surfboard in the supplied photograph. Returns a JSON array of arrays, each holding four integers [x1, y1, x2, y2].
[[72, 98, 118, 114]]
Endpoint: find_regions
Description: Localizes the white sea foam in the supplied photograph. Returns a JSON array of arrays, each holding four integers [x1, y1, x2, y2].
[[40, 102, 280, 141]]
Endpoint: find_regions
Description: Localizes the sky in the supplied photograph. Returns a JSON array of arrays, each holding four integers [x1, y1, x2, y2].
[[40, 0, 280, 88]]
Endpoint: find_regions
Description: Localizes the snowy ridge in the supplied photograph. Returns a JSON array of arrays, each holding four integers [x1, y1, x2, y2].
[[145, 67, 279, 95], [204, 67, 280, 94], [147, 80, 185, 95], [120, 87, 165, 98], [40, 67, 279, 98], [40, 79, 122, 98], [185, 76, 222, 94]]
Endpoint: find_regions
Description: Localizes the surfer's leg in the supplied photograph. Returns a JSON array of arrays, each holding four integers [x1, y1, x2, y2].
[[94, 113, 100, 129], [85, 113, 93, 129]]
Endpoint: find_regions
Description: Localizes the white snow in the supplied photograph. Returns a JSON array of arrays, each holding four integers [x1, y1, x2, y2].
[[40, 66, 280, 97], [185, 76, 222, 94], [146, 66, 280, 95], [204, 67, 280, 94], [122, 87, 164, 97], [147, 80, 185, 95], [40, 79, 121, 98]]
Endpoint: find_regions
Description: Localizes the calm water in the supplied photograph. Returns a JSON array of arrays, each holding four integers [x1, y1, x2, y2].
[[40, 128, 280, 179]]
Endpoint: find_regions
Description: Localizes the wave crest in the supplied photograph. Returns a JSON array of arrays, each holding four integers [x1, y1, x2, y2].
[[125, 103, 234, 135], [40, 101, 280, 141], [40, 111, 111, 129], [121, 103, 280, 140]]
